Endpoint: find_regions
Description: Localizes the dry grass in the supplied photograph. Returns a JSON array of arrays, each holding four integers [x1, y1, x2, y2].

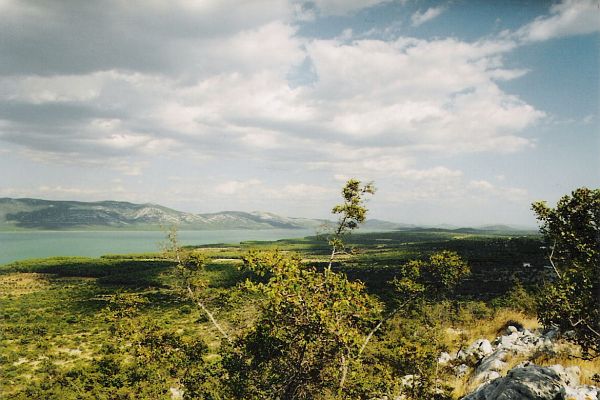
[[0, 272, 51, 297], [442, 309, 540, 355]]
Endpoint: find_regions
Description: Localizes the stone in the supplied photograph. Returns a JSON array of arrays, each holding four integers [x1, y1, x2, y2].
[[438, 351, 453, 365], [560, 385, 599, 400], [462, 365, 565, 400], [455, 364, 469, 377], [549, 365, 581, 387], [461, 339, 494, 363]]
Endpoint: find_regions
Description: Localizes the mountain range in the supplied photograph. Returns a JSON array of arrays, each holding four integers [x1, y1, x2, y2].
[[0, 198, 535, 233]]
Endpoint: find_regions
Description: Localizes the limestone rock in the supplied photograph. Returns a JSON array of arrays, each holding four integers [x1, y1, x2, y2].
[[462, 364, 565, 400], [462, 364, 599, 400]]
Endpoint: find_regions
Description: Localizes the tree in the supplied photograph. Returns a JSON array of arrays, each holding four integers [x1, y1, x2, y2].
[[223, 251, 382, 399], [221, 179, 382, 398], [392, 250, 470, 305], [328, 179, 375, 268], [532, 187, 600, 357]]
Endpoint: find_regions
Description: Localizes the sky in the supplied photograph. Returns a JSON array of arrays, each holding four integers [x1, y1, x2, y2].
[[0, 0, 598, 226]]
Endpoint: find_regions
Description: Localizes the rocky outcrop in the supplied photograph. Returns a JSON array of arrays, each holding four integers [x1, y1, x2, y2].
[[448, 326, 600, 400], [440, 325, 558, 387], [462, 363, 599, 400]]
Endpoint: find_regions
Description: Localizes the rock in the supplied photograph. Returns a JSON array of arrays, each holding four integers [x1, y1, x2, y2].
[[543, 327, 560, 341], [476, 370, 501, 384], [459, 339, 494, 363], [462, 364, 565, 399], [438, 351, 453, 365], [400, 374, 415, 387], [170, 386, 183, 400], [472, 350, 508, 384], [549, 365, 581, 387], [560, 384, 599, 400], [462, 363, 600, 400], [507, 325, 518, 334], [455, 364, 469, 377]]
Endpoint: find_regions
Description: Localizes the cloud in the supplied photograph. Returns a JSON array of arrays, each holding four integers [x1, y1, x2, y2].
[[0, 0, 294, 76], [384, 171, 528, 204], [411, 6, 446, 27], [214, 179, 262, 195], [0, 184, 127, 202], [2, 0, 585, 185], [514, 0, 599, 43], [293, 0, 390, 19], [0, 32, 544, 174]]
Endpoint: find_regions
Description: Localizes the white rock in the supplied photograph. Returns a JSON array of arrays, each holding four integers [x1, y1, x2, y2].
[[462, 339, 494, 363], [438, 351, 453, 365], [455, 364, 469, 377], [170, 387, 183, 400], [462, 363, 599, 400], [549, 364, 581, 386], [462, 364, 564, 399], [561, 385, 599, 400]]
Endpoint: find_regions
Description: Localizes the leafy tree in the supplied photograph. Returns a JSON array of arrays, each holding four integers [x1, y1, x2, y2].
[[384, 251, 470, 323], [221, 179, 382, 399], [532, 187, 600, 356], [222, 251, 382, 399], [394, 250, 471, 301], [332, 251, 468, 400], [328, 179, 375, 268]]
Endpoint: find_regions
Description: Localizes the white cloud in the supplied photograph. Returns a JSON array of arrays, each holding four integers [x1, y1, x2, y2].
[[214, 179, 262, 195], [0, 31, 544, 178], [383, 170, 528, 205], [304, 0, 390, 16], [411, 6, 446, 27], [514, 0, 600, 42]]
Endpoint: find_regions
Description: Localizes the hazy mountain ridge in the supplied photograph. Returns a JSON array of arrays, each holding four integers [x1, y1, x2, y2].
[[0, 198, 535, 232], [0, 198, 337, 231]]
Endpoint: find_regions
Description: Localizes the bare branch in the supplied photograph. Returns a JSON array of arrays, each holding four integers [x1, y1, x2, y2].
[[187, 285, 232, 343], [548, 239, 562, 279]]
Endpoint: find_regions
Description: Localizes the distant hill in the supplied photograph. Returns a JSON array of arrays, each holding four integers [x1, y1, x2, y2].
[[0, 198, 537, 232], [0, 198, 329, 231]]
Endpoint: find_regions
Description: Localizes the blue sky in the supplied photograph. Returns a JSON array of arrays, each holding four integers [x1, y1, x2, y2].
[[0, 0, 598, 226]]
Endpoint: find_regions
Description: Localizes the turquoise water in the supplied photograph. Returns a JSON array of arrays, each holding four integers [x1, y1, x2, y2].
[[0, 229, 315, 265]]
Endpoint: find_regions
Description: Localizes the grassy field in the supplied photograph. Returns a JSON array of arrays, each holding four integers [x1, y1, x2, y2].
[[3, 228, 578, 398]]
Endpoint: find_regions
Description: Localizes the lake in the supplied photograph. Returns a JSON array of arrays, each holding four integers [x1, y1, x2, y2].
[[0, 229, 316, 265]]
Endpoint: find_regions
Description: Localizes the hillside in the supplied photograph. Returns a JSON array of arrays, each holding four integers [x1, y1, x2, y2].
[[0, 198, 327, 230]]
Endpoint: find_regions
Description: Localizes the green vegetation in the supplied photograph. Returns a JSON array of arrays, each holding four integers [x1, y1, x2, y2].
[[532, 187, 600, 357], [1, 182, 597, 399], [0, 231, 546, 398]]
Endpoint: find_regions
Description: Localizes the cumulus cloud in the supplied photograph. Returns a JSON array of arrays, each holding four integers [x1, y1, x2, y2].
[[514, 0, 599, 43], [0, 0, 557, 175], [411, 6, 446, 27]]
